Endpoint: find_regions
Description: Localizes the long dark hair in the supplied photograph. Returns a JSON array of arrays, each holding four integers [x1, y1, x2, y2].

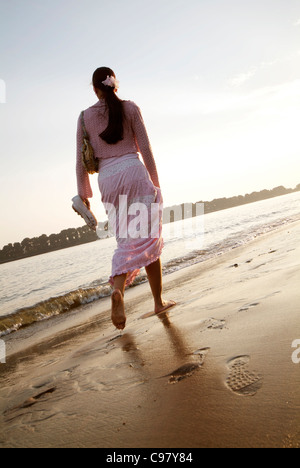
[[92, 67, 124, 145]]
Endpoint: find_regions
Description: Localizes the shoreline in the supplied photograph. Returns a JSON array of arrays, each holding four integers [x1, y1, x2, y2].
[[3, 217, 299, 358], [0, 220, 299, 448], [1, 209, 300, 341]]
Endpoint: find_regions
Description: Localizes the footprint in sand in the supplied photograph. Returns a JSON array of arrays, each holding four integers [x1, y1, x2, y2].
[[226, 355, 263, 396], [163, 348, 210, 384], [239, 302, 260, 312], [12, 387, 56, 410], [198, 318, 226, 331], [191, 347, 211, 360], [4, 387, 57, 424]]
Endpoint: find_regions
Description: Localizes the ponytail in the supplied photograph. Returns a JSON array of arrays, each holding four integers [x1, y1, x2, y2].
[[92, 67, 124, 145]]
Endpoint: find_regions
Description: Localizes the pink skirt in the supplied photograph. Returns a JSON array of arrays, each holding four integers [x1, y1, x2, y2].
[[98, 153, 164, 287]]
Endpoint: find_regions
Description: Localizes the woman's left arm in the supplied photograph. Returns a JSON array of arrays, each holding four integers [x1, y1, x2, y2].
[[76, 114, 93, 200]]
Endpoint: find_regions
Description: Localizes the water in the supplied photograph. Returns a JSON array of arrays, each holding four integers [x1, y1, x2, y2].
[[0, 191, 299, 336]]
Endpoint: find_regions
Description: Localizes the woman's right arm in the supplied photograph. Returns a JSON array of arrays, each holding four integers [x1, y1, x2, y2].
[[131, 104, 160, 189], [76, 114, 93, 200]]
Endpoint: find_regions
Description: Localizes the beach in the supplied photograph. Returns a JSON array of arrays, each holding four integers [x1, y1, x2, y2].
[[0, 220, 299, 448]]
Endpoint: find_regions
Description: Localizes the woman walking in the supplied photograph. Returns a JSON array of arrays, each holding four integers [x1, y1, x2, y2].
[[76, 67, 175, 330]]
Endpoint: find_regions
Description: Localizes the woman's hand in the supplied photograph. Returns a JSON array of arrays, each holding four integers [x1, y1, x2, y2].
[[81, 197, 91, 210]]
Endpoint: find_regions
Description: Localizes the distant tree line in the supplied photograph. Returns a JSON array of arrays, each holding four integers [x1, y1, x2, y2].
[[202, 184, 300, 214], [0, 184, 299, 264], [164, 184, 300, 221], [0, 226, 99, 264]]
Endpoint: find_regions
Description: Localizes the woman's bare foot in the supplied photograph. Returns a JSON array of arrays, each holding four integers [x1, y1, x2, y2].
[[111, 289, 126, 330], [155, 300, 176, 315]]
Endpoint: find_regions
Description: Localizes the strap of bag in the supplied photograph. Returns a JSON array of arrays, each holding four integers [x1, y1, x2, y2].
[[80, 111, 89, 139]]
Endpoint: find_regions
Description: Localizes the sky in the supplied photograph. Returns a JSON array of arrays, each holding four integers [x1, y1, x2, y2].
[[0, 0, 300, 248]]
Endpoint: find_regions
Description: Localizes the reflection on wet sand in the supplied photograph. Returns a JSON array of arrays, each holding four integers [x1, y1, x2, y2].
[[118, 312, 210, 387], [156, 312, 191, 358]]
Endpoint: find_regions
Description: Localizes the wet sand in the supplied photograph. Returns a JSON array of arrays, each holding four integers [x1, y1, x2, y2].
[[0, 221, 299, 448]]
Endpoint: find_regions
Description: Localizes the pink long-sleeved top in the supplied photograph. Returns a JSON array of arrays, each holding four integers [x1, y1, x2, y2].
[[76, 99, 160, 199]]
